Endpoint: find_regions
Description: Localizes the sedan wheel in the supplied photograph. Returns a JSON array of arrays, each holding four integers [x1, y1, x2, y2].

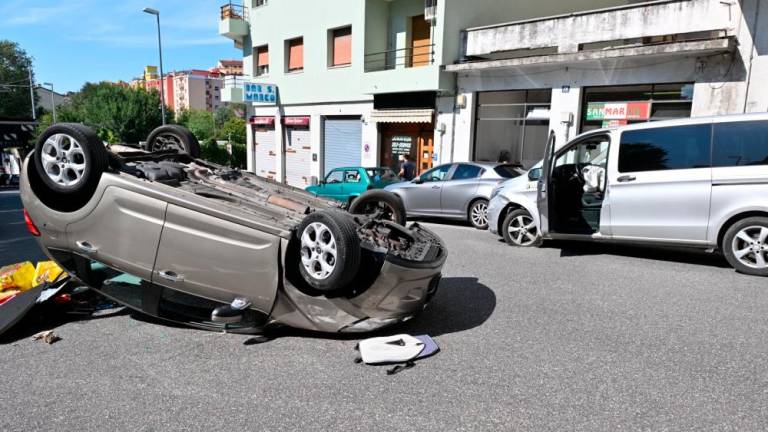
[[469, 200, 489, 230], [300, 222, 338, 280], [723, 217, 768, 277], [502, 209, 541, 247], [294, 210, 361, 291]]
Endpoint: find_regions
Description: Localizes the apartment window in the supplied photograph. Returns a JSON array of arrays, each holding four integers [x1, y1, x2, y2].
[[255, 0, 268, 6], [330, 26, 352, 67], [286, 37, 304, 73], [255, 45, 269, 76]]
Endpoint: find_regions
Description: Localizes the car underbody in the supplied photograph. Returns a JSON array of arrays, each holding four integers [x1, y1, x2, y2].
[[22, 126, 447, 334]]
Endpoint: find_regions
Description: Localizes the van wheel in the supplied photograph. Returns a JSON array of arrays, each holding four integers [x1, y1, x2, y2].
[[146, 125, 201, 158], [296, 210, 361, 292], [468, 199, 489, 230], [502, 209, 541, 247], [348, 190, 407, 226], [32, 123, 109, 208], [723, 217, 768, 277]]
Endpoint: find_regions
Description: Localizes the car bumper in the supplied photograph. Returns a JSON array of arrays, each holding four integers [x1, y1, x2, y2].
[[487, 196, 507, 236]]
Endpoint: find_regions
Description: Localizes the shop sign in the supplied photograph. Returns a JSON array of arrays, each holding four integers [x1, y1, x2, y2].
[[282, 116, 311, 127], [586, 102, 651, 121], [391, 136, 413, 155], [244, 82, 277, 103], [249, 116, 275, 126]]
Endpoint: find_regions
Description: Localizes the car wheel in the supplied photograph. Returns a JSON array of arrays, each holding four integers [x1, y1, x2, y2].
[[502, 209, 541, 247], [723, 217, 768, 277], [296, 210, 361, 291], [468, 199, 490, 230], [146, 125, 201, 158], [32, 123, 109, 201], [348, 190, 407, 226]]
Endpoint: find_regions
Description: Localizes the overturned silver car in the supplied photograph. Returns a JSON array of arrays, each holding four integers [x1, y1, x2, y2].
[[21, 123, 446, 334]]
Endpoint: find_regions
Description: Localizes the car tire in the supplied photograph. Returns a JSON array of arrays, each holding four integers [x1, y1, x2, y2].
[[502, 209, 542, 247], [146, 125, 201, 158], [296, 209, 361, 292], [468, 199, 490, 230], [722, 216, 768, 277], [348, 190, 407, 226], [32, 123, 110, 203]]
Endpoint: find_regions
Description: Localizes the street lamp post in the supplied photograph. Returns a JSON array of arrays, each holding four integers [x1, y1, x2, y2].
[[43, 82, 56, 123], [143, 7, 166, 125]]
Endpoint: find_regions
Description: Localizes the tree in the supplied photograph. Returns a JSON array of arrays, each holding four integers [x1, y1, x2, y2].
[[181, 109, 216, 142], [220, 117, 247, 145], [0, 40, 39, 121]]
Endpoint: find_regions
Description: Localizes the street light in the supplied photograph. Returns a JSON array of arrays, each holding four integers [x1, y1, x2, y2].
[[42, 82, 56, 123], [143, 7, 166, 125]]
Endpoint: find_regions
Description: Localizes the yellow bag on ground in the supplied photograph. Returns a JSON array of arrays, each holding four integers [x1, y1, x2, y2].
[[0, 262, 36, 292], [33, 261, 66, 287]]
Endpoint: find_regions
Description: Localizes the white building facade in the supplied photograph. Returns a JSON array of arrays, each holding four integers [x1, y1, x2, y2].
[[220, 0, 767, 186]]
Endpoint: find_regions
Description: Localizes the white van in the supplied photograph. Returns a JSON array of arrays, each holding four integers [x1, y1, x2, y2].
[[487, 113, 768, 276]]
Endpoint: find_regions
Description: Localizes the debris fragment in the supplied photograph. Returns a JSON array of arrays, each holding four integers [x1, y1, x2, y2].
[[31, 330, 61, 345]]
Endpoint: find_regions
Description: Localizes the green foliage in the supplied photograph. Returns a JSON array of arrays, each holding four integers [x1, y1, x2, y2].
[[200, 138, 230, 165], [230, 143, 247, 168], [0, 40, 39, 121], [56, 82, 169, 143], [213, 106, 235, 127], [220, 117, 247, 145], [181, 109, 216, 143]]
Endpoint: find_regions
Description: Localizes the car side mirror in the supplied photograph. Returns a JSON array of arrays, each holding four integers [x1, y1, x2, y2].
[[412, 178, 423, 184], [528, 168, 542, 181]]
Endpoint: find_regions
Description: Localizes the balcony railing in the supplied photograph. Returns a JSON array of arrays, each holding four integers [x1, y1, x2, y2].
[[223, 75, 246, 89], [364, 45, 436, 72], [220, 2, 248, 21]]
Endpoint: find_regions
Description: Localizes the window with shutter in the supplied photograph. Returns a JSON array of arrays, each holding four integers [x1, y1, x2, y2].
[[287, 38, 304, 72], [255, 45, 269, 76], [331, 26, 352, 67]]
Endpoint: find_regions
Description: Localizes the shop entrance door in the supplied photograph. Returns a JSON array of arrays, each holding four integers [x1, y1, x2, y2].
[[380, 123, 434, 176]]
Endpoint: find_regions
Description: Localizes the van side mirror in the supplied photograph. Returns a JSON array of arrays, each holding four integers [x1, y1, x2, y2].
[[528, 168, 542, 181]]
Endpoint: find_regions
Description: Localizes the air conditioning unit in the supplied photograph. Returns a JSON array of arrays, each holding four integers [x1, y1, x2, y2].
[[424, 0, 437, 22]]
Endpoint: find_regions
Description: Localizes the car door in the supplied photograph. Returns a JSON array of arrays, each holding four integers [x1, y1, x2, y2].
[[321, 170, 345, 201], [66, 187, 167, 281], [152, 204, 281, 315], [342, 169, 365, 199], [537, 132, 557, 236], [403, 164, 453, 215], [440, 164, 483, 217], [606, 123, 712, 243]]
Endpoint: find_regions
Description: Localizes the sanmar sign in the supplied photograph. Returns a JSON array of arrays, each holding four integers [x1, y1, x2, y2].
[[586, 102, 651, 121]]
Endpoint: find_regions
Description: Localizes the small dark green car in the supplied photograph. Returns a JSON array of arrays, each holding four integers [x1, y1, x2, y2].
[[306, 167, 400, 204]]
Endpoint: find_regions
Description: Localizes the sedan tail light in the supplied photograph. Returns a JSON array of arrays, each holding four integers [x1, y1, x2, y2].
[[23, 209, 41, 237]]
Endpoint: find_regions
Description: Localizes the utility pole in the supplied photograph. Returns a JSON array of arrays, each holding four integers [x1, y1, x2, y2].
[[143, 7, 166, 124], [28, 68, 36, 121]]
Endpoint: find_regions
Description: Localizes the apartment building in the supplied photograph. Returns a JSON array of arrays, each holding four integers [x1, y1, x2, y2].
[[446, 0, 767, 168], [220, 0, 764, 186]]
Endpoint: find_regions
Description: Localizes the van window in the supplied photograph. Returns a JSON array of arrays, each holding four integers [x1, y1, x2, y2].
[[712, 120, 768, 167], [618, 124, 711, 173]]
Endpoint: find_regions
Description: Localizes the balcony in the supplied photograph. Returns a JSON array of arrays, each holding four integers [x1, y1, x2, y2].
[[449, 0, 736, 72], [218, 2, 249, 44], [221, 76, 245, 104], [364, 45, 436, 72]]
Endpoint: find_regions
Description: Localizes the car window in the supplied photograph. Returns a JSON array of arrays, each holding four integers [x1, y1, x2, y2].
[[619, 124, 711, 173], [344, 170, 361, 183], [451, 164, 483, 180], [366, 168, 396, 181], [325, 170, 344, 184], [494, 165, 523, 178], [713, 120, 768, 167], [555, 136, 610, 168], [419, 165, 451, 183]]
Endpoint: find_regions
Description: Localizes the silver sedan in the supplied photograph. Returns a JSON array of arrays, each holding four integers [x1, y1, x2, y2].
[[385, 162, 525, 229]]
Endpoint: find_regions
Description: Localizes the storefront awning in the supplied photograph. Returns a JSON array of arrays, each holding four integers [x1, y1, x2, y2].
[[370, 109, 434, 124]]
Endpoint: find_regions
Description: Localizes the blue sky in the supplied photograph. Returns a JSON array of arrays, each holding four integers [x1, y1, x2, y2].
[[1, 0, 241, 93]]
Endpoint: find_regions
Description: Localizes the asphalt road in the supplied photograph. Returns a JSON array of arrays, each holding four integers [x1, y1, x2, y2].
[[0, 188, 45, 266], [2, 189, 768, 431]]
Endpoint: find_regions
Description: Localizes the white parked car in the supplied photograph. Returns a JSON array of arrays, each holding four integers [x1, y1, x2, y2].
[[487, 113, 768, 277]]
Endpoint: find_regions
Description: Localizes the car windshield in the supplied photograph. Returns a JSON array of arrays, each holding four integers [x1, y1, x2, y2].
[[494, 164, 524, 178]]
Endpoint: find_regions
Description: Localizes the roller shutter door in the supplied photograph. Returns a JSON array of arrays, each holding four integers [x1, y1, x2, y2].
[[284, 127, 312, 188], [323, 118, 362, 176], [254, 127, 277, 180]]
